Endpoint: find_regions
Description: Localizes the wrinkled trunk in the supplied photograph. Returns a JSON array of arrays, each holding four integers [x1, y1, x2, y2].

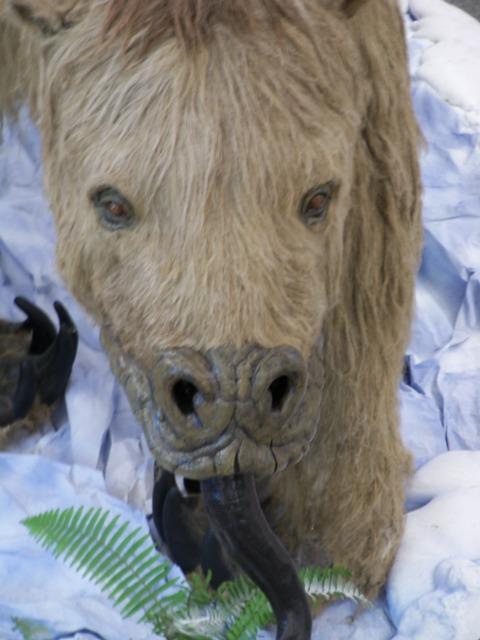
[[201, 473, 312, 640]]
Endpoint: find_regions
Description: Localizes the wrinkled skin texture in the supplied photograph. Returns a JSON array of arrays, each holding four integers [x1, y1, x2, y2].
[[103, 331, 323, 478], [0, 0, 422, 598]]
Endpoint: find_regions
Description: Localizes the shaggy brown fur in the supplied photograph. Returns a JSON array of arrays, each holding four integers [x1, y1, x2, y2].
[[103, 0, 372, 55], [0, 0, 422, 597], [104, 0, 300, 52]]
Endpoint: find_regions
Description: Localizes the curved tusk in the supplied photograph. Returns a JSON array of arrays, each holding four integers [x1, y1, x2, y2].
[[201, 473, 312, 640], [161, 485, 203, 574], [200, 528, 232, 589], [152, 469, 176, 543]]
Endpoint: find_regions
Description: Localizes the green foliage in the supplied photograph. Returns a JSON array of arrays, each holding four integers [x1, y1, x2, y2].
[[23, 506, 185, 631], [22, 507, 369, 640], [11, 617, 53, 640]]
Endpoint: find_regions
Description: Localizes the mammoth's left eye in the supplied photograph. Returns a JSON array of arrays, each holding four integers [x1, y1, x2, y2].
[[90, 186, 136, 230], [300, 183, 334, 228]]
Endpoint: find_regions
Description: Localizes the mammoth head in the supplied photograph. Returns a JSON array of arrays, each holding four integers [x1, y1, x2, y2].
[[6, 0, 419, 636], [7, 0, 376, 480]]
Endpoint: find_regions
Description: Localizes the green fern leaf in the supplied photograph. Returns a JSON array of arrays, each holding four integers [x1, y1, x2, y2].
[[22, 508, 183, 631], [23, 507, 369, 640]]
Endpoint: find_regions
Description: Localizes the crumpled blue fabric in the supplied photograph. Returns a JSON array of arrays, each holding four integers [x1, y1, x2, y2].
[[401, 34, 480, 461]]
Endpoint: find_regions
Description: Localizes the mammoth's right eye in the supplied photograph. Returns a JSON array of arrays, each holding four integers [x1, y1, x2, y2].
[[90, 187, 136, 231]]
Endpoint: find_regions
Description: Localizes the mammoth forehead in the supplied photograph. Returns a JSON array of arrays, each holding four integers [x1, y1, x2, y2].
[[56, 21, 363, 204]]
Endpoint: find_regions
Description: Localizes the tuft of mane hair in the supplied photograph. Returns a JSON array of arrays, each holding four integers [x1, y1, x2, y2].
[[103, 0, 303, 52]]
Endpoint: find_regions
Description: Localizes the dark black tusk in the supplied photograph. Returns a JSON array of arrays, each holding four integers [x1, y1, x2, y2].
[[37, 301, 78, 406], [0, 360, 36, 427], [152, 469, 231, 586], [152, 469, 176, 543], [14, 297, 57, 356], [161, 486, 203, 574], [200, 528, 232, 589], [201, 474, 312, 640]]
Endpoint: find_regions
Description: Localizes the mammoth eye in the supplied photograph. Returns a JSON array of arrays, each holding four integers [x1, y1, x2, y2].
[[300, 183, 334, 228], [90, 187, 136, 230]]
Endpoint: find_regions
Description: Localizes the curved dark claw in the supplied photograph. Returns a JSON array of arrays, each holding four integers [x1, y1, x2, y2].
[[11, 360, 37, 423], [201, 474, 312, 640], [0, 360, 37, 426], [14, 297, 57, 356], [162, 486, 203, 574], [37, 301, 78, 405], [201, 528, 233, 589], [0, 299, 78, 427]]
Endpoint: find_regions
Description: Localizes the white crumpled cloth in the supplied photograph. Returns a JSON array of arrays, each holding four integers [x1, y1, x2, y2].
[[1, 0, 480, 638]]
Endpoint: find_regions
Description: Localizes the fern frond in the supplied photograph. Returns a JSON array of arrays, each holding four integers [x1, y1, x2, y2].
[[170, 567, 366, 640], [218, 576, 271, 640], [22, 508, 185, 630], [300, 566, 370, 607], [23, 507, 369, 640], [171, 603, 228, 640], [224, 591, 271, 640]]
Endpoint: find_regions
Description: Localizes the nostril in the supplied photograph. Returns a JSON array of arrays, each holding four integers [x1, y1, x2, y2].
[[268, 375, 292, 412], [172, 379, 199, 416]]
